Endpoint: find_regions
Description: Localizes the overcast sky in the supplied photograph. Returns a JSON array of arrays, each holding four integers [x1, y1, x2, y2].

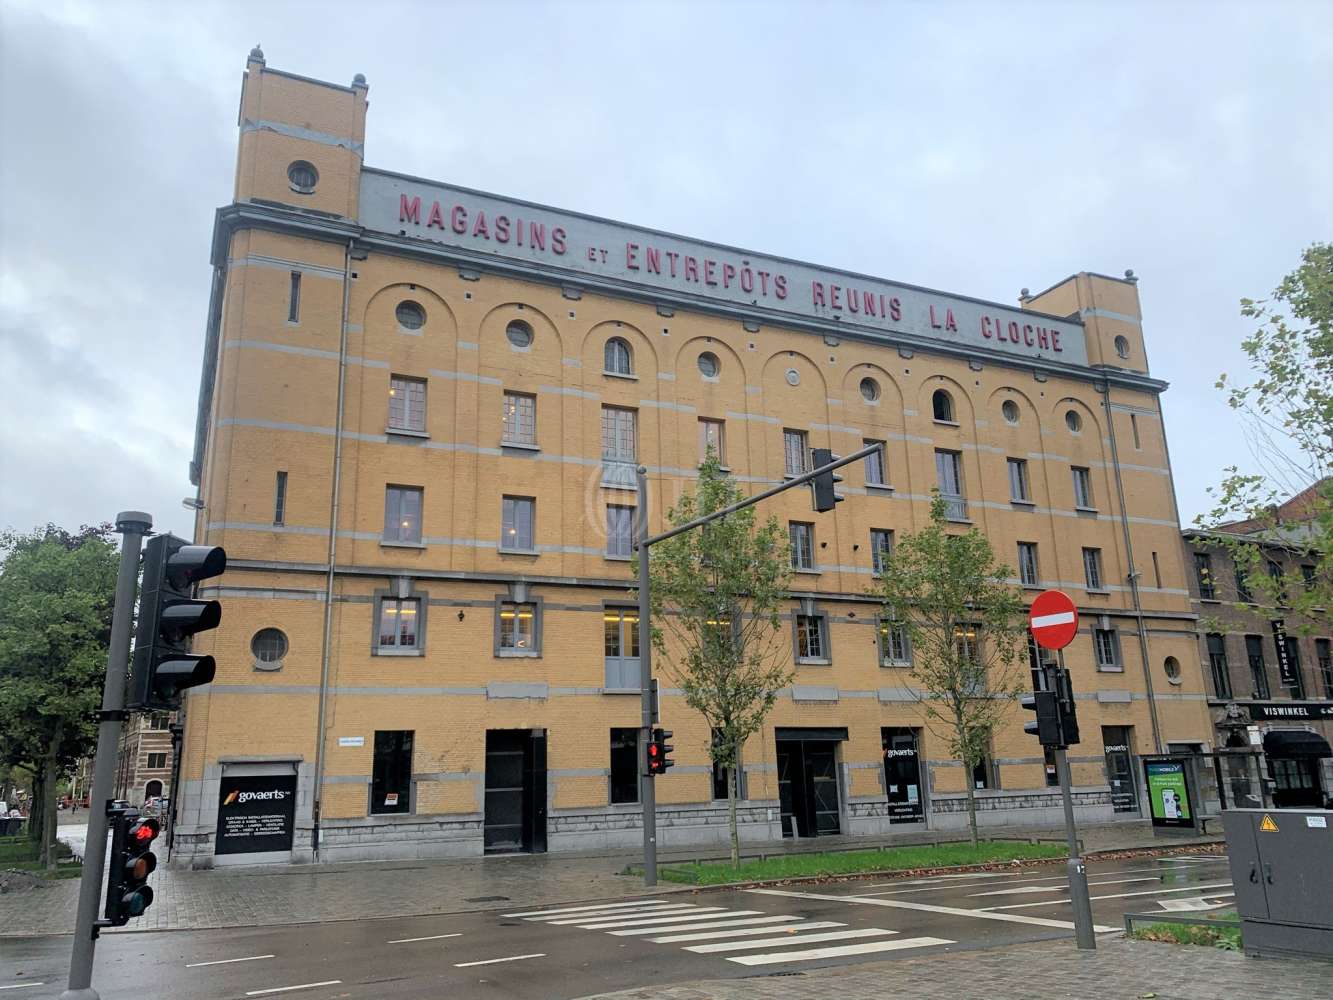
[[1, 0, 1329, 542]]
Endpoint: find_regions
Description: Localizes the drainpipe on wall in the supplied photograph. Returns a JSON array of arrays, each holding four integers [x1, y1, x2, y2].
[[1101, 383, 1165, 754], [312, 239, 357, 860]]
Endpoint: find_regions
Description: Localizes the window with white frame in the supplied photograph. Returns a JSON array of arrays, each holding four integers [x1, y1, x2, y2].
[[1072, 466, 1094, 508], [878, 618, 911, 666], [789, 521, 815, 570], [1007, 457, 1031, 502], [377, 597, 421, 650], [1083, 547, 1104, 590], [870, 529, 893, 575], [501, 496, 535, 551], [601, 406, 637, 488], [795, 613, 828, 661], [383, 486, 423, 544], [604, 337, 633, 375], [606, 504, 634, 558], [388, 375, 427, 433], [699, 418, 725, 465], [863, 438, 887, 486], [1018, 542, 1040, 587], [604, 607, 640, 689], [1094, 628, 1122, 670], [783, 429, 809, 477], [502, 391, 536, 446], [497, 601, 538, 653], [935, 449, 967, 519]]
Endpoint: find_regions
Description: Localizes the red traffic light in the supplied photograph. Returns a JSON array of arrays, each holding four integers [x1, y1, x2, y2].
[[130, 818, 160, 843], [647, 744, 661, 759]]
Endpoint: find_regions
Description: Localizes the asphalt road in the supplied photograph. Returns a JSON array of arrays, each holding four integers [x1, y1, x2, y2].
[[0, 853, 1233, 1000]]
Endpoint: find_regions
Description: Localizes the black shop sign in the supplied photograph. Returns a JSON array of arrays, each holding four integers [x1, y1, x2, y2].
[[216, 774, 297, 855]]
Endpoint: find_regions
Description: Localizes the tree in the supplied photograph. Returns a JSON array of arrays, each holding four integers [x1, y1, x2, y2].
[[870, 495, 1028, 845], [0, 524, 117, 868], [644, 451, 794, 865], [1200, 243, 1332, 621]]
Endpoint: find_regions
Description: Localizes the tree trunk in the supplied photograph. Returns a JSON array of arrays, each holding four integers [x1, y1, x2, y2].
[[28, 772, 44, 845], [963, 771, 979, 847], [727, 764, 740, 868], [42, 738, 60, 871]]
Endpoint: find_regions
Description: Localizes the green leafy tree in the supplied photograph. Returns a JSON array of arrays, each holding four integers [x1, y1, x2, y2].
[[0, 524, 117, 868], [1200, 242, 1332, 622], [870, 495, 1027, 845], [644, 452, 794, 865]]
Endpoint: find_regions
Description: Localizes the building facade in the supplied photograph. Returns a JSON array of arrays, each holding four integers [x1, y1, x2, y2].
[[115, 711, 175, 808], [175, 51, 1216, 866]]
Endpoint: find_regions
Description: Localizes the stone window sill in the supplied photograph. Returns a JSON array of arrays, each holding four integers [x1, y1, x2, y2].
[[797, 658, 832, 666], [1075, 506, 1099, 514], [866, 483, 894, 493], [374, 648, 424, 657], [498, 547, 539, 556], [603, 370, 639, 381], [381, 540, 426, 549], [497, 649, 541, 658], [602, 687, 641, 695], [793, 567, 821, 576], [501, 440, 541, 452], [386, 427, 429, 439], [604, 554, 633, 562], [934, 419, 960, 428], [1010, 498, 1036, 507]]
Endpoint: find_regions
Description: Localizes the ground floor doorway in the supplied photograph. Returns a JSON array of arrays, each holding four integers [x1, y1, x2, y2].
[[776, 727, 845, 838], [484, 729, 547, 854], [1264, 729, 1331, 808], [881, 727, 925, 823], [1101, 726, 1140, 815]]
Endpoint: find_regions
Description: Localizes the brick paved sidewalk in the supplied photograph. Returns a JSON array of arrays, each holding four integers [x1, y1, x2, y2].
[[573, 936, 1332, 1000], [0, 819, 1219, 937]]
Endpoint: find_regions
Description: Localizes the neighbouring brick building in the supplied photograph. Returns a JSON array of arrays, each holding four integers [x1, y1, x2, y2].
[[173, 50, 1217, 867], [115, 711, 176, 808]]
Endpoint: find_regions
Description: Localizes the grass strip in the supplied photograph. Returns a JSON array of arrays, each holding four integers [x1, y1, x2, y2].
[[1131, 919, 1242, 951]]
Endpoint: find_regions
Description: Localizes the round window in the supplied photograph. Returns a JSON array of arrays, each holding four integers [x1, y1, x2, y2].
[[396, 300, 426, 330], [506, 319, 534, 348], [1114, 335, 1130, 360], [1001, 399, 1019, 424], [859, 377, 880, 402], [287, 160, 318, 194], [251, 628, 289, 665], [1065, 409, 1082, 433], [698, 352, 720, 378], [1163, 656, 1181, 684], [785, 368, 801, 386]]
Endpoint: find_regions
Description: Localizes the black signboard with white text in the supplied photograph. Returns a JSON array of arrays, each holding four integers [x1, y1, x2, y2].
[[1249, 702, 1333, 720], [215, 774, 297, 855], [1272, 620, 1298, 688]]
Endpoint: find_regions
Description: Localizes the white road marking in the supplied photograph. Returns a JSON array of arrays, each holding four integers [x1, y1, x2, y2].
[[858, 862, 1222, 895], [648, 921, 846, 944], [1157, 894, 1234, 912], [539, 903, 702, 924], [686, 927, 899, 953], [186, 954, 275, 968], [454, 953, 545, 968], [568, 908, 742, 929], [980, 881, 1234, 911], [746, 887, 1119, 933], [0, 987, 45, 993], [387, 932, 463, 944], [727, 935, 954, 966], [969, 876, 1161, 897], [503, 906, 682, 922], [244, 983, 342, 997], [608, 914, 804, 936]]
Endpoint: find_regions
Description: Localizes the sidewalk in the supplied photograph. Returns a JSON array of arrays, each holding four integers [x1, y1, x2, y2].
[[0, 820, 1219, 937], [573, 935, 1332, 1000]]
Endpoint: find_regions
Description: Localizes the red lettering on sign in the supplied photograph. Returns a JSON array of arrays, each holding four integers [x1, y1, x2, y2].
[[775, 275, 787, 299], [529, 222, 545, 250], [1037, 326, 1050, 349], [1007, 321, 1019, 343], [704, 259, 717, 286], [551, 228, 566, 254], [400, 194, 421, 225], [685, 256, 699, 282], [471, 212, 489, 239], [1051, 330, 1061, 351], [830, 285, 842, 310], [426, 200, 445, 229], [626, 243, 640, 270], [929, 305, 941, 329], [722, 262, 736, 288], [758, 270, 770, 295], [495, 215, 511, 243], [981, 316, 993, 339], [846, 286, 860, 313], [665, 251, 679, 277], [645, 246, 661, 274], [812, 281, 826, 307], [740, 266, 754, 292], [889, 297, 901, 321], [945, 308, 957, 332], [515, 216, 523, 246], [1022, 324, 1034, 346], [451, 205, 467, 234], [864, 291, 877, 317]]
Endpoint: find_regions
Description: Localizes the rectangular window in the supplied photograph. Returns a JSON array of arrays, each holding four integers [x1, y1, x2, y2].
[[1018, 542, 1040, 587], [377, 597, 421, 650], [1094, 628, 1122, 671], [863, 439, 887, 486], [699, 418, 726, 465], [501, 496, 535, 551], [972, 751, 995, 790], [604, 608, 640, 689], [870, 529, 894, 575], [789, 521, 815, 570], [1246, 635, 1270, 699], [1235, 558, 1253, 603], [273, 470, 288, 526], [878, 619, 911, 666], [1284, 637, 1305, 698], [955, 624, 981, 671], [1301, 564, 1317, 592], [1130, 412, 1141, 449], [148, 713, 170, 731], [1043, 747, 1060, 787], [503, 391, 537, 446], [288, 271, 300, 323], [497, 601, 537, 653], [1206, 633, 1231, 698], [1268, 560, 1287, 605], [1007, 458, 1030, 502], [610, 728, 639, 804], [602, 406, 638, 488], [371, 730, 413, 815], [711, 729, 744, 801], [1072, 466, 1094, 508], [1317, 638, 1333, 698], [388, 375, 427, 433], [383, 486, 423, 544], [1083, 547, 1104, 591], [146, 752, 167, 769], [783, 429, 809, 477], [795, 614, 827, 661], [935, 449, 966, 519], [606, 504, 634, 558], [1194, 552, 1216, 600]]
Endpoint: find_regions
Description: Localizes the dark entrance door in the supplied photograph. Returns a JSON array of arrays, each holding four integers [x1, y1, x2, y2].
[[776, 734, 842, 838], [882, 727, 924, 823], [484, 730, 547, 854], [1101, 725, 1140, 814]]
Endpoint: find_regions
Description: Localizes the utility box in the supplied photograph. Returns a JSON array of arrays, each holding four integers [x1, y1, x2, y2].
[[1222, 808, 1333, 960]]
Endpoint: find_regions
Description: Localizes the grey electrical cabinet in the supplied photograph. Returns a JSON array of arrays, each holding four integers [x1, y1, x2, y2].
[[1222, 808, 1333, 960]]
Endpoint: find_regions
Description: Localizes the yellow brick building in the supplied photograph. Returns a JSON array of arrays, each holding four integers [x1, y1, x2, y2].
[[176, 50, 1215, 865]]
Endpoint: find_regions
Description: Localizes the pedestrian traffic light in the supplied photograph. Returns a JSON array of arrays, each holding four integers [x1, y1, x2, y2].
[[129, 534, 226, 711], [1021, 689, 1062, 746], [810, 448, 845, 513], [647, 728, 675, 775], [103, 807, 158, 926], [1053, 666, 1081, 747]]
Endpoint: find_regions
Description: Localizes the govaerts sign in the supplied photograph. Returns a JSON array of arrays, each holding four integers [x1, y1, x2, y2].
[[359, 170, 1089, 366], [216, 774, 297, 855]]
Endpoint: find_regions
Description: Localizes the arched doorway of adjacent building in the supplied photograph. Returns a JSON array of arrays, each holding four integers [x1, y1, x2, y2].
[[144, 779, 163, 804]]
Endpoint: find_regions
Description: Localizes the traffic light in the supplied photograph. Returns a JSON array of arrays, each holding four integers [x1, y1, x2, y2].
[[810, 448, 845, 513], [1021, 690, 1062, 746], [647, 728, 675, 775], [129, 534, 226, 711], [1053, 666, 1080, 747], [104, 807, 159, 926]]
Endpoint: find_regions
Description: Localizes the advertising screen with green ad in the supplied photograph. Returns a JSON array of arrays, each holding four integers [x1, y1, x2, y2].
[[1144, 759, 1193, 828]]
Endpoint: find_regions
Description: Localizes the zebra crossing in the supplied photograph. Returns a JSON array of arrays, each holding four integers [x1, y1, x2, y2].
[[504, 897, 952, 967]]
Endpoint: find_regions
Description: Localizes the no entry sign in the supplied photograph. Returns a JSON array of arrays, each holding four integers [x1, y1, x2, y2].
[[1030, 589, 1079, 650]]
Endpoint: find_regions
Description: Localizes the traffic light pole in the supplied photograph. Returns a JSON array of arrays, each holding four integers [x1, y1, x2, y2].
[[63, 511, 152, 1000], [1053, 651, 1096, 951], [635, 466, 658, 887]]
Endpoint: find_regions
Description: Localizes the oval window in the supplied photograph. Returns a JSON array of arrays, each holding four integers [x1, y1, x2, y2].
[[932, 389, 955, 422], [506, 319, 534, 348], [251, 628, 289, 665], [1001, 400, 1019, 424], [287, 160, 318, 194], [1065, 409, 1083, 433], [697, 352, 720, 377], [395, 300, 426, 330], [859, 377, 880, 402], [1163, 656, 1181, 684], [785, 368, 800, 386], [1114, 335, 1130, 360]]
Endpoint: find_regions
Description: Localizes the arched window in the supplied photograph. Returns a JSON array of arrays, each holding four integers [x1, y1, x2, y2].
[[604, 337, 633, 375], [932, 389, 955, 422], [1114, 335, 1130, 360]]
